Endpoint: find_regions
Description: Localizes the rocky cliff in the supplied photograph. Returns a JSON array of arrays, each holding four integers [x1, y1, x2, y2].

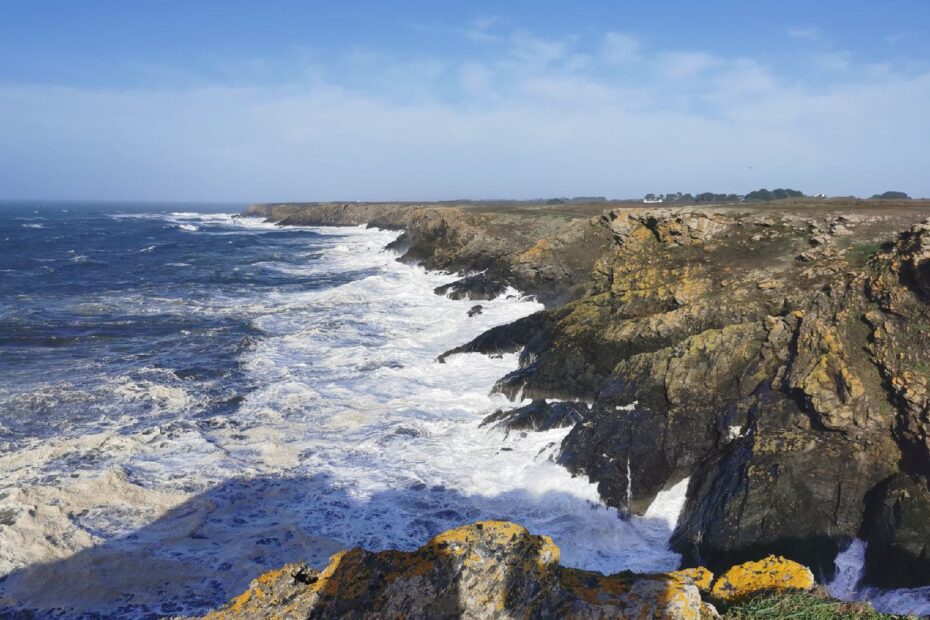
[[245, 199, 930, 592]]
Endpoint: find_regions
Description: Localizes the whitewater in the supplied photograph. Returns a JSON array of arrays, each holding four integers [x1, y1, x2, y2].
[[1, 208, 926, 617], [0, 210, 684, 618]]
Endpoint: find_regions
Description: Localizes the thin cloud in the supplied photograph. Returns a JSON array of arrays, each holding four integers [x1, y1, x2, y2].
[[1, 26, 928, 201], [602, 33, 641, 66], [787, 26, 822, 40]]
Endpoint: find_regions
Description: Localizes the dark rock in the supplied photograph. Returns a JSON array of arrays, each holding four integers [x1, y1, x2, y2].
[[437, 311, 554, 362], [559, 404, 683, 514], [861, 473, 930, 588], [481, 399, 587, 432], [672, 426, 896, 583], [435, 273, 508, 301], [467, 305, 483, 317]]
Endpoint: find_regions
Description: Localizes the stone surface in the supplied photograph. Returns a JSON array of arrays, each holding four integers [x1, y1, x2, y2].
[[435, 273, 508, 301], [861, 473, 930, 588], [199, 521, 708, 619], [480, 399, 587, 433], [710, 555, 815, 603]]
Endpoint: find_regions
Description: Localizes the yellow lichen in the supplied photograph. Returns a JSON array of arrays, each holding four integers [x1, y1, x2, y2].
[[517, 238, 552, 262], [711, 555, 814, 603], [670, 566, 714, 592]]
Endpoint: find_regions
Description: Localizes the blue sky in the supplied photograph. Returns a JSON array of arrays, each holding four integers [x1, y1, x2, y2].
[[2, 1, 929, 201]]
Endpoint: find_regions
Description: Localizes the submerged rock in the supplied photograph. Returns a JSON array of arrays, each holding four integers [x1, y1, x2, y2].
[[199, 521, 709, 619]]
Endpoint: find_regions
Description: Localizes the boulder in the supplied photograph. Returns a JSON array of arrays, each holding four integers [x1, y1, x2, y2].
[[710, 555, 814, 603], [199, 521, 709, 620]]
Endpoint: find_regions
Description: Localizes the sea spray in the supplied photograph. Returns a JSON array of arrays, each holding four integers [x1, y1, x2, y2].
[[0, 210, 688, 618]]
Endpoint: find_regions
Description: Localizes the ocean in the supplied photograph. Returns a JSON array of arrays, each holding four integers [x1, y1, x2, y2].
[[0, 203, 687, 618]]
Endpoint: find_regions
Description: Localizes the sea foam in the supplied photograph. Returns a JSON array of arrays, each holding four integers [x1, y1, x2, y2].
[[0, 216, 692, 617]]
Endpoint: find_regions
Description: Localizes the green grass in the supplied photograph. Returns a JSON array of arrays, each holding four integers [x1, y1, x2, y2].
[[845, 242, 884, 266], [722, 591, 908, 619]]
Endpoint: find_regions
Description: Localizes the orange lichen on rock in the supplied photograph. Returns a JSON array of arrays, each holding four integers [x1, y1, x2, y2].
[[201, 521, 710, 619], [710, 555, 815, 603], [671, 566, 715, 593]]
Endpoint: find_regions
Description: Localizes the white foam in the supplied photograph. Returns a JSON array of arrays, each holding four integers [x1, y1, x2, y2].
[[643, 477, 690, 531], [828, 538, 866, 600], [0, 219, 689, 616], [829, 538, 930, 616]]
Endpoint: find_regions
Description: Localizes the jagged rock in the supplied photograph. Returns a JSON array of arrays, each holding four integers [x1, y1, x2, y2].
[[435, 273, 508, 301], [861, 473, 930, 588], [559, 404, 680, 514], [467, 305, 483, 317], [709, 555, 814, 603], [672, 424, 897, 581], [480, 399, 587, 432], [199, 521, 709, 619], [252, 201, 930, 591], [437, 311, 554, 362], [784, 312, 871, 429]]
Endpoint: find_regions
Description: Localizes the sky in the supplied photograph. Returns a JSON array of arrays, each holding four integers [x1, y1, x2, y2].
[[1, 1, 929, 202]]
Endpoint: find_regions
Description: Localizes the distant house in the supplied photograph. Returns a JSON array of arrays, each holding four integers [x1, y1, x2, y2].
[[643, 194, 664, 204]]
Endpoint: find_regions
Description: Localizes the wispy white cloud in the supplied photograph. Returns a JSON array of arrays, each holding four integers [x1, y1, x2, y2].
[[463, 16, 503, 43], [655, 51, 720, 80], [1, 24, 928, 200], [787, 26, 822, 40], [602, 33, 640, 66], [812, 51, 853, 73]]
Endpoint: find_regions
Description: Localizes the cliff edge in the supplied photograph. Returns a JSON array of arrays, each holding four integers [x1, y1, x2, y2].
[[245, 199, 930, 591]]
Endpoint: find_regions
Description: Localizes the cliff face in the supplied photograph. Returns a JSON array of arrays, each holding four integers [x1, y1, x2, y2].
[[244, 202, 614, 306], [245, 200, 930, 589]]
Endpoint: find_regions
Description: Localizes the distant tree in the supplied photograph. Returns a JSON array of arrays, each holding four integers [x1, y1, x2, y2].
[[745, 188, 804, 201], [870, 191, 910, 200], [644, 193, 657, 201]]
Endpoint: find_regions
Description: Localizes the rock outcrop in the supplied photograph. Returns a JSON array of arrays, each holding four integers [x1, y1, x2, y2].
[[247, 199, 930, 590], [709, 555, 814, 603], [199, 521, 712, 619]]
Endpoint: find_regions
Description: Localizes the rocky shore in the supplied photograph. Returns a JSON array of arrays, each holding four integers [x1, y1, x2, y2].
[[198, 521, 832, 619], [241, 198, 930, 612]]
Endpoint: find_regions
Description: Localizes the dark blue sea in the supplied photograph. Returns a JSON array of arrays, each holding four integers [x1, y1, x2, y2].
[[1, 202, 353, 447], [6, 203, 919, 617]]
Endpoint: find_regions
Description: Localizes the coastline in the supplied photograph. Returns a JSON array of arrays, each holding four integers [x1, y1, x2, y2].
[[244, 198, 930, 615]]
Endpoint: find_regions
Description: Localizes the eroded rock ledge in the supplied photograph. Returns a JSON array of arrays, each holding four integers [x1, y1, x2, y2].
[[246, 200, 930, 590]]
